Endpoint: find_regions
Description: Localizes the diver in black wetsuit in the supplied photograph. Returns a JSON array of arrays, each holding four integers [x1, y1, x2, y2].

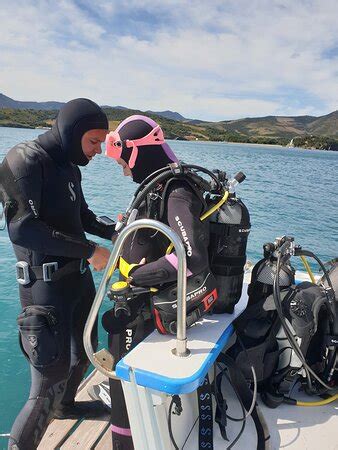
[[102, 115, 215, 450], [1, 99, 115, 450]]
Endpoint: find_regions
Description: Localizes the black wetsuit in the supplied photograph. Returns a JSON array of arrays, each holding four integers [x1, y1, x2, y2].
[[103, 179, 210, 450], [2, 99, 113, 450]]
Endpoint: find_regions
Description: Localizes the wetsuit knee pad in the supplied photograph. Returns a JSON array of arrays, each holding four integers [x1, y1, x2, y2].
[[17, 305, 62, 368]]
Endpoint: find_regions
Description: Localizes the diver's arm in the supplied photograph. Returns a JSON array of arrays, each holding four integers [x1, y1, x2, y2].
[[9, 217, 96, 258], [129, 182, 209, 286], [7, 157, 96, 259]]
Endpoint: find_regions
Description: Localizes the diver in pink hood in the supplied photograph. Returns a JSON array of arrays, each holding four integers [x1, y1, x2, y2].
[[102, 115, 216, 449]]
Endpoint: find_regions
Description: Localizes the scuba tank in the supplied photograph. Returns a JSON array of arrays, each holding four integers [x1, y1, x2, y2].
[[208, 170, 251, 313], [247, 240, 295, 305], [261, 238, 338, 406]]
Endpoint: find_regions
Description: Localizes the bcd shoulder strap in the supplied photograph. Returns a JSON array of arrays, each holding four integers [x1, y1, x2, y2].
[[159, 174, 208, 221]]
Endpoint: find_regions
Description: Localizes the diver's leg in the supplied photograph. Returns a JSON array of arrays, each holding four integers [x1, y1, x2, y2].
[[109, 329, 134, 450], [102, 304, 154, 450], [57, 270, 99, 411], [8, 281, 72, 450], [8, 364, 70, 450]]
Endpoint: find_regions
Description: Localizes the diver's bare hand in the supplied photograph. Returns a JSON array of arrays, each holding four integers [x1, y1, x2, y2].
[[88, 246, 110, 271]]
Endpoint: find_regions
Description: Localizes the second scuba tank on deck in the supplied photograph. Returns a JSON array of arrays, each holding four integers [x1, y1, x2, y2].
[[208, 171, 251, 313], [247, 241, 296, 305]]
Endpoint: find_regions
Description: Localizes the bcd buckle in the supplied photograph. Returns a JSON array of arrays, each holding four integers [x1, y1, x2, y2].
[[42, 262, 58, 282], [15, 261, 30, 285]]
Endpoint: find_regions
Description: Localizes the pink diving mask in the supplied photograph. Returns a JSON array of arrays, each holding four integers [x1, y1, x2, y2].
[[105, 125, 165, 168]]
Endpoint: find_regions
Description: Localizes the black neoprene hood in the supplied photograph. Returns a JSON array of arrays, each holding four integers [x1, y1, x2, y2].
[[38, 98, 108, 166]]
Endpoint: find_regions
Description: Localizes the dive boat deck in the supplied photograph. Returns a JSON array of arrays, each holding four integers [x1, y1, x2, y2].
[[39, 367, 338, 449], [38, 370, 110, 449]]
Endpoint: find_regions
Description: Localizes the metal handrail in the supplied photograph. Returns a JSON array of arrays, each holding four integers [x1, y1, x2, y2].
[[83, 218, 189, 380]]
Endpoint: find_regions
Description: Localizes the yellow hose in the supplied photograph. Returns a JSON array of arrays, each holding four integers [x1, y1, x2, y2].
[[300, 255, 316, 283], [296, 393, 338, 407], [166, 243, 174, 255], [166, 190, 230, 255], [200, 191, 229, 221]]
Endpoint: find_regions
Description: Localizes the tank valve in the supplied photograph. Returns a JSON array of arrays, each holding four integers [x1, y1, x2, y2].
[[228, 171, 246, 192]]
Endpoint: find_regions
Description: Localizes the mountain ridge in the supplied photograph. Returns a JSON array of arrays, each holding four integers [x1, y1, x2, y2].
[[0, 93, 337, 144], [0, 93, 186, 122]]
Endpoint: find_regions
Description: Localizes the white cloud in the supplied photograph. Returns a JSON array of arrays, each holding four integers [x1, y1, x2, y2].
[[0, 0, 337, 120]]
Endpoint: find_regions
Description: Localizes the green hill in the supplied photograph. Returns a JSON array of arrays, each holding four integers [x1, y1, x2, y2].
[[198, 112, 338, 140], [307, 111, 338, 136]]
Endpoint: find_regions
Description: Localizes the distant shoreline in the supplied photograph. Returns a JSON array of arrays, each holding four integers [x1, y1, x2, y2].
[[1, 125, 336, 152], [0, 125, 283, 148], [170, 138, 285, 148], [220, 141, 284, 148]]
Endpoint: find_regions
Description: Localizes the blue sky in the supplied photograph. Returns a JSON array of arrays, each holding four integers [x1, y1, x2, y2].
[[0, 0, 337, 121]]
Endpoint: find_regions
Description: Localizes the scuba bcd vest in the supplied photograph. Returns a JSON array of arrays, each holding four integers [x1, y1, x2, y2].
[[116, 162, 250, 334], [228, 236, 337, 406], [229, 247, 295, 387]]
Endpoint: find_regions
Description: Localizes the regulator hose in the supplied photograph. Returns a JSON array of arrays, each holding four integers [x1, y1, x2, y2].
[[273, 253, 334, 392], [284, 392, 338, 407], [130, 162, 224, 213], [296, 248, 337, 383], [300, 255, 316, 283], [296, 249, 334, 292], [295, 393, 338, 407]]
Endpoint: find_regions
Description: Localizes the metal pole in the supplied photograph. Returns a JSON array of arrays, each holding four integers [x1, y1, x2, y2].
[[83, 219, 190, 379]]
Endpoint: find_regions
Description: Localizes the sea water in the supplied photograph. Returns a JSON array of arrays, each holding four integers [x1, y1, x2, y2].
[[0, 127, 337, 440]]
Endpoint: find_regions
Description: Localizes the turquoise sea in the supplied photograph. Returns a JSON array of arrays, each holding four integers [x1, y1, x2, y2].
[[0, 127, 337, 442]]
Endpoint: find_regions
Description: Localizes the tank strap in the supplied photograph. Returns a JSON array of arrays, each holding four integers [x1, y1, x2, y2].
[[212, 255, 247, 267], [209, 221, 250, 237]]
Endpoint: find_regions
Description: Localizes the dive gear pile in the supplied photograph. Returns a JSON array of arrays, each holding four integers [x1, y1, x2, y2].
[[229, 236, 337, 410]]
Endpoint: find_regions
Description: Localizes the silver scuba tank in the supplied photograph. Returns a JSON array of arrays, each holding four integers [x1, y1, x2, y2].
[[248, 241, 295, 306]]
